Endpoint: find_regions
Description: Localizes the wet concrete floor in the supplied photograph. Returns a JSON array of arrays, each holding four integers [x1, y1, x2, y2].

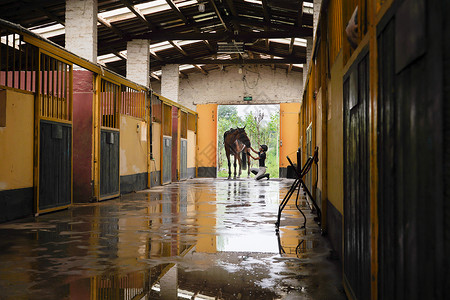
[[0, 178, 345, 299]]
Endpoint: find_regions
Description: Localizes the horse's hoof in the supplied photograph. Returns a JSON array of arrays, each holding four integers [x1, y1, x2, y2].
[[227, 177, 231, 180]]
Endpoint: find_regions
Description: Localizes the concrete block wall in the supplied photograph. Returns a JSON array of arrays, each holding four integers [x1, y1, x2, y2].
[[153, 65, 303, 111]]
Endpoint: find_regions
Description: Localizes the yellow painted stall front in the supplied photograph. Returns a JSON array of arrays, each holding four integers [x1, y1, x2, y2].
[[119, 115, 148, 193], [187, 113, 197, 178], [279, 102, 301, 178], [0, 89, 35, 222], [196, 104, 217, 177]]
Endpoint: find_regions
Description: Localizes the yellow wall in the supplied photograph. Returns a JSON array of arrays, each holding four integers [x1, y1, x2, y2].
[[316, 89, 323, 191], [0, 89, 34, 190], [196, 104, 217, 168], [119, 115, 148, 176], [280, 102, 301, 168], [187, 130, 196, 169], [326, 52, 344, 214], [152, 122, 161, 172]]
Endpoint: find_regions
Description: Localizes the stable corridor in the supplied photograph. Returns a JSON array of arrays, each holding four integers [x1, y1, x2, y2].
[[0, 179, 344, 299]]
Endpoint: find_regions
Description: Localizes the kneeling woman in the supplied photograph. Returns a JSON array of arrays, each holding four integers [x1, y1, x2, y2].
[[247, 145, 270, 180]]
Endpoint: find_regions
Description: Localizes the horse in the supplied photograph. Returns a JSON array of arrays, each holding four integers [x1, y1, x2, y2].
[[223, 127, 251, 179]]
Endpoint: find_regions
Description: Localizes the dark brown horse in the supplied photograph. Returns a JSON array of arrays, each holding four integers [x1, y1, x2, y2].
[[224, 127, 251, 179]]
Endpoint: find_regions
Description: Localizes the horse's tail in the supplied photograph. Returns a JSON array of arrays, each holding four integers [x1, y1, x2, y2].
[[242, 151, 247, 170]]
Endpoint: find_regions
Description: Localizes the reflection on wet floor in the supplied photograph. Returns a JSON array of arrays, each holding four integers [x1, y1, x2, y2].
[[0, 178, 345, 299]]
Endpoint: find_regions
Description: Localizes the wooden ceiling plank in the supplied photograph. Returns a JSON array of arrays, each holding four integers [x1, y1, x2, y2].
[[119, 0, 154, 28], [208, 0, 230, 31], [165, 0, 189, 24]]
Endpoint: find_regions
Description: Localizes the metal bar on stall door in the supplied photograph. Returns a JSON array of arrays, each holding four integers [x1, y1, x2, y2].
[[114, 84, 118, 128], [12, 34, 16, 89], [52, 58, 55, 119], [19, 36, 22, 90], [41, 54, 44, 117], [64, 64, 67, 119], [25, 44, 28, 91], [5, 34, 9, 87], [56, 61, 59, 119], [46, 55, 50, 117]]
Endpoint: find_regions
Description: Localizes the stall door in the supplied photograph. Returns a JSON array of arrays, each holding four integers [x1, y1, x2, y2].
[[37, 53, 73, 213], [343, 49, 370, 300], [99, 79, 120, 200], [100, 129, 119, 198], [162, 136, 172, 184], [180, 139, 187, 180], [39, 121, 72, 211]]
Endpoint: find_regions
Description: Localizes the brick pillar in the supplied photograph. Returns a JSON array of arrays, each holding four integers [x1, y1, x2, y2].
[[65, 0, 98, 63], [161, 64, 180, 102], [126, 40, 150, 87]]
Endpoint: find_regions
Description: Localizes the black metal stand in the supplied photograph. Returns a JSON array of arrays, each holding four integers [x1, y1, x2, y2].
[[275, 147, 321, 230]]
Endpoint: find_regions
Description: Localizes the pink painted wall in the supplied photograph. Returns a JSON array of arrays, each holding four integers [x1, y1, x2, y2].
[[72, 70, 94, 203]]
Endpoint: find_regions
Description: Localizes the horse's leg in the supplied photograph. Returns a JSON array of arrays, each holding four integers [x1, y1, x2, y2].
[[233, 155, 237, 179], [237, 152, 242, 178], [247, 150, 251, 178], [225, 148, 231, 179]]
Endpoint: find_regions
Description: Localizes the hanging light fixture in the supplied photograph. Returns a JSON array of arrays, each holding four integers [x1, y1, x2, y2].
[[198, 2, 205, 12]]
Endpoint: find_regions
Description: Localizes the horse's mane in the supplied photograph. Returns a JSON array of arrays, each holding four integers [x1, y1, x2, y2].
[[224, 127, 251, 148]]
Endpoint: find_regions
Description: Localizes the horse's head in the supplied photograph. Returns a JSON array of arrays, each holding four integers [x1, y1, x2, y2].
[[236, 127, 251, 147]]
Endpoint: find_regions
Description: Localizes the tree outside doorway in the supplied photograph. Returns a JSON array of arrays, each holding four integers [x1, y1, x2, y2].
[[217, 105, 279, 178]]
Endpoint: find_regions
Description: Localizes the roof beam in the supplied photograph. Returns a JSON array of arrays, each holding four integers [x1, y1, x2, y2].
[[233, 17, 310, 33], [160, 58, 304, 64], [297, 1, 304, 27], [169, 40, 189, 56], [246, 46, 305, 60], [193, 64, 208, 75], [179, 71, 188, 79], [98, 16, 125, 39], [261, 0, 271, 23], [22, 0, 65, 26], [151, 73, 161, 81], [288, 38, 295, 55], [208, 0, 230, 31], [165, 0, 189, 24], [287, 64, 293, 74], [150, 50, 164, 61], [131, 29, 312, 41], [119, 0, 154, 28], [203, 40, 214, 52]]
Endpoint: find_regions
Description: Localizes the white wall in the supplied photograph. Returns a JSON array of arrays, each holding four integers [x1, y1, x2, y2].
[[151, 65, 303, 111]]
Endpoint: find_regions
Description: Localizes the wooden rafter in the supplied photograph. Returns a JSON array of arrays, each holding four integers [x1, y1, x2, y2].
[[22, 0, 65, 26], [119, 0, 154, 28], [165, 0, 189, 24], [150, 50, 164, 61], [154, 58, 304, 64], [151, 73, 161, 81], [179, 71, 188, 79], [98, 16, 125, 39], [208, 0, 230, 31], [288, 38, 295, 55], [193, 64, 208, 75], [297, 1, 304, 27], [131, 29, 312, 41], [261, 0, 271, 23], [169, 40, 189, 56], [287, 64, 293, 74]]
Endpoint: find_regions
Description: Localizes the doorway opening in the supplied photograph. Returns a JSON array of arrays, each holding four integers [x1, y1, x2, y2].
[[217, 104, 280, 178]]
